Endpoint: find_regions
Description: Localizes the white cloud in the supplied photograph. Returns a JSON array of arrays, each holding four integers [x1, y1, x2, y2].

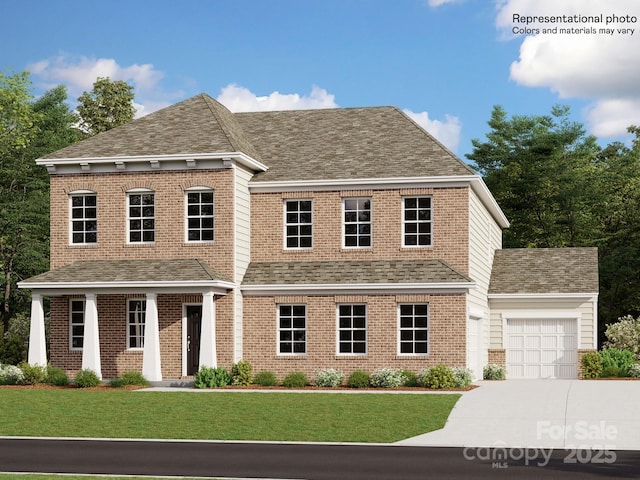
[[496, 0, 640, 138], [216, 84, 338, 112], [26, 55, 174, 117], [428, 0, 462, 7], [404, 109, 462, 152]]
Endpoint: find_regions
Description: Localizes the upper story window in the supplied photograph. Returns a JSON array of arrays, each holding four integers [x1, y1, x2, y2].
[[127, 299, 146, 349], [70, 192, 97, 244], [337, 304, 367, 355], [285, 200, 312, 249], [186, 188, 214, 242], [127, 190, 155, 243], [278, 305, 306, 355], [403, 197, 432, 247], [69, 299, 85, 350], [343, 198, 371, 248], [398, 304, 429, 355]]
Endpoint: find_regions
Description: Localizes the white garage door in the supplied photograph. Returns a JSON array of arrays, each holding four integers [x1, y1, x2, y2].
[[506, 318, 577, 379]]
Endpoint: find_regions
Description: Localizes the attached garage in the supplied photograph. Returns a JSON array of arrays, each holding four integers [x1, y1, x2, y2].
[[488, 248, 599, 380], [505, 317, 578, 379]]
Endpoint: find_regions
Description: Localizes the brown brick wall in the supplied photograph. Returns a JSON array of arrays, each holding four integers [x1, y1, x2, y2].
[[250, 187, 470, 275], [488, 349, 506, 366], [49, 293, 235, 379], [49, 168, 236, 279], [242, 293, 467, 380]]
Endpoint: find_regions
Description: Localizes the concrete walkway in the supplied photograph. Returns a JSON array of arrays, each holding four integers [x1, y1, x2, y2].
[[397, 380, 640, 450]]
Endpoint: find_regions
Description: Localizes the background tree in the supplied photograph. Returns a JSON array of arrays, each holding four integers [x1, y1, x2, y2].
[[76, 77, 136, 135]]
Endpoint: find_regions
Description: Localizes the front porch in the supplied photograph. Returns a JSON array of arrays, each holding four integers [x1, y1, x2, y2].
[[18, 259, 235, 381]]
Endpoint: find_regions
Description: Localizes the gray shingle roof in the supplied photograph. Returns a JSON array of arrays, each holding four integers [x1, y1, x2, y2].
[[42, 94, 475, 180], [242, 259, 472, 286], [21, 259, 231, 284], [488, 248, 598, 295]]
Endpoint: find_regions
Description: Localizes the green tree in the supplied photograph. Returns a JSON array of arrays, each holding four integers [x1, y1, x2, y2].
[[77, 77, 135, 135], [466, 105, 600, 248]]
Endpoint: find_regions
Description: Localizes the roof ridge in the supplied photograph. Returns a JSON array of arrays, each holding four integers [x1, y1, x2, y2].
[[200, 94, 237, 151]]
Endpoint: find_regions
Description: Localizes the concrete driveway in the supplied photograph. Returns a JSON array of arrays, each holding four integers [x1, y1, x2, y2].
[[398, 380, 640, 450]]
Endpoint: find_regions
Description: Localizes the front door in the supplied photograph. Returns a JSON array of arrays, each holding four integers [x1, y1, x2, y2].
[[186, 305, 202, 376]]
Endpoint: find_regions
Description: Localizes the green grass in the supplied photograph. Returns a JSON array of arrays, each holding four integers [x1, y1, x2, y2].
[[0, 390, 459, 443]]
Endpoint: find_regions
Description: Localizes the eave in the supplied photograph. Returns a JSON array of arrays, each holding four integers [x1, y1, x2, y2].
[[241, 281, 476, 296]]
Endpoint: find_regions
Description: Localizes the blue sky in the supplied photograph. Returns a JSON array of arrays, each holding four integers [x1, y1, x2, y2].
[[3, 0, 639, 158]]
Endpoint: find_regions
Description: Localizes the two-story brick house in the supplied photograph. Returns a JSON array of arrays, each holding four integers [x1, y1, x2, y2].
[[19, 94, 598, 381]]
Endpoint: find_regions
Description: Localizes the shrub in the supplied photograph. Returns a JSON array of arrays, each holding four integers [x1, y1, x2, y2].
[[121, 371, 150, 386], [422, 364, 456, 389], [231, 360, 253, 386], [315, 368, 345, 387], [401, 369, 418, 387], [347, 370, 370, 388], [253, 370, 278, 386], [75, 369, 101, 388], [600, 348, 634, 377], [19, 362, 46, 385], [109, 378, 126, 387], [0, 336, 27, 365], [370, 368, 406, 388], [452, 367, 473, 388], [45, 366, 69, 386], [282, 371, 308, 388], [483, 364, 506, 380], [417, 367, 430, 387], [628, 363, 640, 378], [194, 366, 232, 388], [581, 351, 603, 379], [0, 363, 25, 385], [604, 315, 640, 359]]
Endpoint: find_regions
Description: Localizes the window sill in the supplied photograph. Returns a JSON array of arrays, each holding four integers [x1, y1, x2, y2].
[[125, 243, 155, 248], [395, 354, 429, 360], [275, 354, 307, 359]]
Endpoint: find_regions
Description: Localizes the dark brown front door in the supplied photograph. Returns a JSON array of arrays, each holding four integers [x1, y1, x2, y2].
[[186, 305, 202, 376]]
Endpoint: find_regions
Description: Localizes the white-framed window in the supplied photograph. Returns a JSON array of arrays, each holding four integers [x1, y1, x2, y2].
[[343, 198, 371, 248], [403, 197, 432, 247], [337, 304, 367, 354], [185, 188, 214, 242], [127, 299, 146, 349], [127, 190, 155, 243], [278, 305, 306, 355], [398, 304, 429, 355], [69, 299, 85, 350], [284, 200, 312, 249], [70, 192, 97, 244]]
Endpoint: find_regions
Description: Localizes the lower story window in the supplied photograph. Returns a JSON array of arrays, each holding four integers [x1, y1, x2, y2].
[[128, 299, 146, 349], [278, 305, 306, 354], [399, 304, 429, 354], [338, 304, 367, 354], [70, 300, 85, 349]]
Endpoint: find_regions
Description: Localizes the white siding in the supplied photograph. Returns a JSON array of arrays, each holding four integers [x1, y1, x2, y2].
[[233, 164, 254, 361], [467, 189, 503, 370]]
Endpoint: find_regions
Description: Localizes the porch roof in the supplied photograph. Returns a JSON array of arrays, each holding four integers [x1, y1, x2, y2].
[[241, 259, 474, 295], [18, 259, 234, 295]]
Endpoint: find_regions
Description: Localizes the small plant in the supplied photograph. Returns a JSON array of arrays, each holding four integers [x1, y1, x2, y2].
[[253, 370, 278, 386], [315, 368, 345, 387], [347, 370, 370, 388], [109, 377, 126, 387], [600, 348, 634, 377], [45, 366, 69, 386], [19, 362, 46, 385], [0, 363, 25, 385], [231, 360, 253, 386], [194, 366, 232, 388], [74, 369, 101, 388], [282, 371, 308, 388], [604, 315, 640, 359], [422, 364, 456, 389], [401, 369, 418, 387], [452, 367, 473, 388], [581, 351, 603, 379], [628, 363, 640, 378], [121, 371, 150, 386], [370, 368, 406, 388], [483, 364, 506, 380]]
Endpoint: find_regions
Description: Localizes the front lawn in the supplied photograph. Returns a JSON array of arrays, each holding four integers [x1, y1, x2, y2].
[[0, 389, 459, 443]]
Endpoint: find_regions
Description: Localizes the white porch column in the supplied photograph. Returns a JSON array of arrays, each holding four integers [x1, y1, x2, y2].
[[27, 293, 47, 366], [199, 290, 217, 368], [142, 293, 162, 381], [82, 293, 102, 379]]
